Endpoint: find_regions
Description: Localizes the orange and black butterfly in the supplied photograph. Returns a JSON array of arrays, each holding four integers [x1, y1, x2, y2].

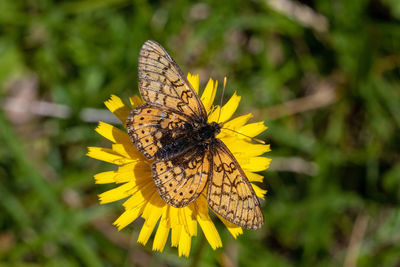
[[126, 40, 264, 229]]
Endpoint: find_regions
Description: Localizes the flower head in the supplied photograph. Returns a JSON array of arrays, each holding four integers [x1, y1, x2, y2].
[[87, 73, 271, 257]]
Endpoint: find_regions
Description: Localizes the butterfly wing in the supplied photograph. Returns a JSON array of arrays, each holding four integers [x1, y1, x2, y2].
[[126, 104, 190, 160], [152, 146, 211, 207], [207, 139, 264, 229], [138, 40, 207, 121]]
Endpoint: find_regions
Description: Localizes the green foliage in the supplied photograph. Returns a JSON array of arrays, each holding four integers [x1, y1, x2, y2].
[[1, 0, 399, 266]]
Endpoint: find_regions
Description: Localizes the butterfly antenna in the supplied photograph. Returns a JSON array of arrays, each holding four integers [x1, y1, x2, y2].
[[216, 77, 227, 124], [221, 127, 266, 144]]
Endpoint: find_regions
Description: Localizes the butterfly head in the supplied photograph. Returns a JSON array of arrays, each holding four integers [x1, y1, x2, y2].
[[197, 122, 221, 141], [210, 121, 221, 135]]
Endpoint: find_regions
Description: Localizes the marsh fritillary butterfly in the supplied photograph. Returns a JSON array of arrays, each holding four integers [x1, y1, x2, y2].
[[126, 40, 264, 229]]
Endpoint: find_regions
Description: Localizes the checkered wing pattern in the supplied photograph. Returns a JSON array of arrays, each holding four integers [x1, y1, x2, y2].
[[138, 40, 206, 121], [207, 140, 264, 229]]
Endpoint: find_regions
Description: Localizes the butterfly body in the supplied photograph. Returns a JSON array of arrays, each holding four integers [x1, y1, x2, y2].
[[126, 40, 264, 229], [156, 121, 221, 160]]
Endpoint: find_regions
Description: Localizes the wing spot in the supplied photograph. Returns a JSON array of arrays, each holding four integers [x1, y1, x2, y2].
[[164, 175, 168, 178], [141, 130, 145, 134], [140, 117, 144, 120], [169, 183, 172, 187], [145, 139, 149, 142], [147, 110, 152, 113], [189, 190, 193, 194], [179, 192, 183, 196], [173, 189, 177, 193]]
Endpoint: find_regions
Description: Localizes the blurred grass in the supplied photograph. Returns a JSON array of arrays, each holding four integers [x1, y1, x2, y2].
[[1, 0, 400, 266]]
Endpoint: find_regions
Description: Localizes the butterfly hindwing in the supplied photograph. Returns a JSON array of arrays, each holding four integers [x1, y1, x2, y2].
[[138, 40, 207, 121], [126, 104, 190, 159], [207, 139, 264, 229], [152, 146, 210, 208]]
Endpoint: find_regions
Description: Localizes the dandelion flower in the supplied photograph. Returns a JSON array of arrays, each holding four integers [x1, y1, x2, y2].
[[87, 73, 271, 257]]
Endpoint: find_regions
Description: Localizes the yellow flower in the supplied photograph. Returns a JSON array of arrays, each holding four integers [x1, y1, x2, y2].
[[87, 73, 271, 257]]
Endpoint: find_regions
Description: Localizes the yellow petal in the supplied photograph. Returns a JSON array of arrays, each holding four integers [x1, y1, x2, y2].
[[114, 204, 145, 230], [152, 220, 170, 252], [87, 147, 133, 165], [111, 143, 144, 160], [171, 224, 181, 247], [226, 225, 243, 239], [138, 222, 156, 246], [244, 171, 264, 183], [169, 206, 180, 229], [94, 171, 116, 184], [178, 229, 192, 257], [223, 138, 271, 158], [142, 195, 164, 227], [197, 214, 222, 250], [194, 195, 210, 219], [111, 144, 132, 158], [104, 95, 131, 124], [95, 122, 131, 144], [195, 196, 222, 250], [98, 181, 134, 204], [123, 182, 156, 210], [217, 91, 241, 123], [114, 162, 139, 184], [238, 121, 268, 137], [160, 205, 171, 227], [241, 157, 271, 172], [138, 194, 164, 246], [207, 105, 221, 123], [129, 95, 144, 108], [177, 209, 185, 227], [252, 183, 267, 199], [187, 73, 199, 93], [219, 113, 253, 134], [94, 123, 144, 160], [191, 219, 198, 237], [216, 215, 243, 239], [201, 78, 218, 114], [182, 206, 196, 237], [114, 161, 151, 184]]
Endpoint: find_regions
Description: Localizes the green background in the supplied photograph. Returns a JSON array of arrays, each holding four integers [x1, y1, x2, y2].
[[1, 0, 400, 266]]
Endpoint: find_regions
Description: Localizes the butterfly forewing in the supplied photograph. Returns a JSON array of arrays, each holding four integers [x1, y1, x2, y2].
[[207, 140, 264, 229], [152, 147, 210, 207], [138, 40, 207, 121], [126, 104, 190, 159]]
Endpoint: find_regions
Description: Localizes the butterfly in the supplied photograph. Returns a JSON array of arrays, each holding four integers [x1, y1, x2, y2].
[[126, 40, 264, 229]]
